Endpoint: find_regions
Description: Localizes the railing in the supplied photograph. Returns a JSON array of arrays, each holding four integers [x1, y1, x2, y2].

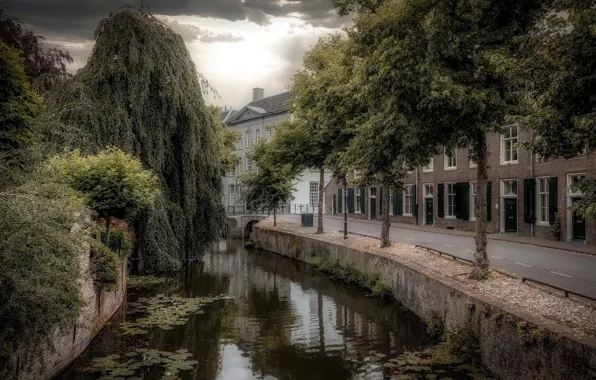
[[227, 204, 320, 215]]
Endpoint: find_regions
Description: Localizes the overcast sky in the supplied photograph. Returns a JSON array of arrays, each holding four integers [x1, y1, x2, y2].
[[5, 0, 352, 108]]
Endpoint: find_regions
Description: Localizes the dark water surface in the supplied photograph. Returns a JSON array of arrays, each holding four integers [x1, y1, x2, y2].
[[59, 240, 437, 380]]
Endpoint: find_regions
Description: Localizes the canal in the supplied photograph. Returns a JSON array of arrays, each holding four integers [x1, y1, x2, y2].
[[59, 240, 483, 380]]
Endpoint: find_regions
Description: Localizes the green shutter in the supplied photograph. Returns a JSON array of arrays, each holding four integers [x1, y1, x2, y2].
[[548, 177, 558, 225], [438, 184, 445, 218], [338, 189, 342, 213], [397, 189, 404, 215], [412, 184, 417, 217], [347, 188, 355, 213], [458, 182, 470, 220], [392, 187, 399, 215], [380, 186, 383, 215], [360, 186, 366, 214], [487, 181, 492, 222], [524, 178, 536, 223]]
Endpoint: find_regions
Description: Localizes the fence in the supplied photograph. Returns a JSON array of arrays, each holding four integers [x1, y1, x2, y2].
[[227, 204, 320, 215]]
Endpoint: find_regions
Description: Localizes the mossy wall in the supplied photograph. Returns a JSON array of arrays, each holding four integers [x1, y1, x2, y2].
[[252, 225, 596, 380]]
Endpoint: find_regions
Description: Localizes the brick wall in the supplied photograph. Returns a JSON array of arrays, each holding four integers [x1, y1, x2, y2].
[[3, 248, 127, 380], [324, 127, 596, 245]]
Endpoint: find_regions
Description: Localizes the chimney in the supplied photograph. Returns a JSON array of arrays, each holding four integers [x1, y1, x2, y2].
[[252, 88, 265, 101]]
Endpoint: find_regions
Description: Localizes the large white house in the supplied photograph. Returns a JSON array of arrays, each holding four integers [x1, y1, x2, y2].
[[221, 88, 331, 213]]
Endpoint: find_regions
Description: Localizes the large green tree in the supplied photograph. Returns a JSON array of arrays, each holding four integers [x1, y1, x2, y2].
[[46, 7, 228, 272], [346, 0, 549, 277]]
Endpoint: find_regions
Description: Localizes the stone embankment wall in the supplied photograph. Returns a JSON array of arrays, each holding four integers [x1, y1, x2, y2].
[[4, 253, 127, 380], [252, 225, 596, 380]]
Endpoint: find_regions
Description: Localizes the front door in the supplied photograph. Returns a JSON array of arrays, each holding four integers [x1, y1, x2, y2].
[[504, 198, 517, 233], [425, 198, 433, 225], [370, 198, 377, 220], [572, 198, 586, 240], [332, 195, 337, 215]]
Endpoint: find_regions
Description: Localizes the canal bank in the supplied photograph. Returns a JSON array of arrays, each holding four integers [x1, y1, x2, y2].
[[251, 223, 596, 380]]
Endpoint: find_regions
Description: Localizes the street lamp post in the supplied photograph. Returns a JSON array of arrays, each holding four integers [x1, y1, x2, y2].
[[343, 182, 348, 239]]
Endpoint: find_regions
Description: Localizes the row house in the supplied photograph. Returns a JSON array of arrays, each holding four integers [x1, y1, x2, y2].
[[324, 124, 595, 245]]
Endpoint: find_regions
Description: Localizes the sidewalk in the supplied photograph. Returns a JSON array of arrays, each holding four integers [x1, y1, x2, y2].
[[324, 215, 596, 256]]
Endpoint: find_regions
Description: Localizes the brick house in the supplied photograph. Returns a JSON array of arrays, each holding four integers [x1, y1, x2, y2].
[[324, 124, 595, 245]]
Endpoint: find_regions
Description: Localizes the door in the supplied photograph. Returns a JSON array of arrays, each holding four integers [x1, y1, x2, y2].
[[370, 198, 376, 220], [504, 198, 517, 233], [332, 195, 337, 215], [425, 199, 433, 225], [572, 198, 586, 240]]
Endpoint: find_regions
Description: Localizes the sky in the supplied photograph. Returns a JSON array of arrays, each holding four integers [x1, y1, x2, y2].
[[5, 0, 353, 108]]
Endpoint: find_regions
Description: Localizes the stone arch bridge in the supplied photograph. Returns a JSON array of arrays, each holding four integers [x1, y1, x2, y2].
[[227, 214, 268, 238]]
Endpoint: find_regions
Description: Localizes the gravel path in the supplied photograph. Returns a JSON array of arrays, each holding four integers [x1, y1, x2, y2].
[[260, 220, 596, 338]]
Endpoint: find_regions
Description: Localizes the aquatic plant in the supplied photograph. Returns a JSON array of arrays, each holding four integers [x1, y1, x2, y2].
[[85, 348, 198, 379], [127, 275, 169, 288], [121, 294, 233, 334]]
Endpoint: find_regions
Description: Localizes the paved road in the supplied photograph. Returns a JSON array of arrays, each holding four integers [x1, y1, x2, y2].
[[278, 215, 596, 299]]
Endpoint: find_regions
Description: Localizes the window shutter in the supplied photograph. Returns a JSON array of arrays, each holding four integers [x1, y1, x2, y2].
[[347, 188, 355, 213], [524, 178, 536, 223], [392, 187, 399, 215], [338, 189, 343, 213], [487, 181, 492, 221], [397, 189, 404, 215], [438, 184, 445, 218], [380, 187, 384, 215], [548, 177, 558, 225], [360, 186, 366, 214], [459, 182, 470, 220], [412, 185, 418, 217]]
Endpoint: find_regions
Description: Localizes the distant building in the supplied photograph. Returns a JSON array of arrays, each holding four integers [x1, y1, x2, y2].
[[222, 88, 331, 213], [325, 124, 595, 245]]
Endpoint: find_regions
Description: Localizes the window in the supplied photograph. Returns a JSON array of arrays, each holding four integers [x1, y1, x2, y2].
[[266, 127, 273, 140], [403, 185, 413, 215], [470, 182, 477, 220], [237, 159, 242, 175], [389, 188, 394, 215], [246, 130, 253, 148], [446, 183, 456, 217], [537, 178, 549, 224], [501, 124, 519, 164], [256, 129, 260, 140], [469, 159, 477, 168], [424, 184, 433, 198], [503, 180, 518, 197], [309, 181, 319, 206], [354, 170, 362, 179], [568, 173, 585, 195], [445, 150, 457, 170], [355, 188, 362, 213], [370, 187, 377, 197], [423, 159, 433, 173], [246, 156, 252, 172], [229, 185, 236, 206]]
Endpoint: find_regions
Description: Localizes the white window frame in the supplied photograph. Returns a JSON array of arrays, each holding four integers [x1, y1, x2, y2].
[[389, 188, 394, 215], [355, 188, 362, 213], [354, 170, 362, 179], [567, 173, 585, 196], [370, 187, 377, 197], [424, 184, 433, 198], [256, 129, 260, 140], [444, 150, 457, 170], [500, 124, 519, 165], [229, 184, 236, 206], [470, 181, 477, 221], [536, 177, 550, 225], [423, 159, 433, 173], [403, 184, 413, 216], [266, 127, 273, 141], [246, 130, 253, 148], [469, 159, 477, 169], [445, 183, 456, 218], [309, 181, 319, 207], [246, 156, 252, 172], [501, 179, 518, 198]]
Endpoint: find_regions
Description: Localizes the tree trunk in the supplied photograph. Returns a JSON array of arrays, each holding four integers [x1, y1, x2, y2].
[[472, 130, 490, 278], [273, 208, 277, 226], [105, 214, 112, 246], [380, 182, 391, 248], [316, 167, 325, 234]]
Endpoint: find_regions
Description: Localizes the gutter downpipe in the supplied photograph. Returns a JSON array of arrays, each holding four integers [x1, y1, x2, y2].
[[530, 129, 535, 238], [415, 167, 420, 225]]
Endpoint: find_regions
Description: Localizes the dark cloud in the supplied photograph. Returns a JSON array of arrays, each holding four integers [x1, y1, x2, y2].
[[161, 19, 244, 43], [4, 0, 342, 40]]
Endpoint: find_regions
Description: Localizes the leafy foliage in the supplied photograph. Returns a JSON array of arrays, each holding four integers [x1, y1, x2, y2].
[[571, 179, 596, 221], [0, 174, 89, 370], [46, 7, 228, 272], [0, 41, 42, 189], [90, 240, 120, 291], [0, 7, 73, 93], [207, 105, 241, 176]]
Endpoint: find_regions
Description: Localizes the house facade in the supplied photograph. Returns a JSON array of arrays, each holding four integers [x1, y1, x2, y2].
[[222, 88, 331, 213], [324, 124, 595, 245]]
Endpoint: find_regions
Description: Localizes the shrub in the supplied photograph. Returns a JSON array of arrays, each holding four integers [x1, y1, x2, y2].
[[447, 326, 480, 363], [90, 240, 120, 292], [104, 225, 133, 256]]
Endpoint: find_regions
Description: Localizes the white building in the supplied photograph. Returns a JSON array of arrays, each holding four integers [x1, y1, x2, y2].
[[221, 88, 331, 213]]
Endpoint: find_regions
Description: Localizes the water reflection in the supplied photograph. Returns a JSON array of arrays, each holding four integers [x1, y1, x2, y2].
[[59, 239, 431, 380]]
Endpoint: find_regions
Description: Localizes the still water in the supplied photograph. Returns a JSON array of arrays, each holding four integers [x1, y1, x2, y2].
[[59, 240, 434, 380]]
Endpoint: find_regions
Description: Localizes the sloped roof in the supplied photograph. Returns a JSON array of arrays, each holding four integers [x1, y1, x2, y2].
[[226, 91, 293, 124], [219, 108, 238, 123]]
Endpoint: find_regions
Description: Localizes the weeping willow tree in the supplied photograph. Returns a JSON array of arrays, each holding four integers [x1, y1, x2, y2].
[[46, 7, 227, 272]]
